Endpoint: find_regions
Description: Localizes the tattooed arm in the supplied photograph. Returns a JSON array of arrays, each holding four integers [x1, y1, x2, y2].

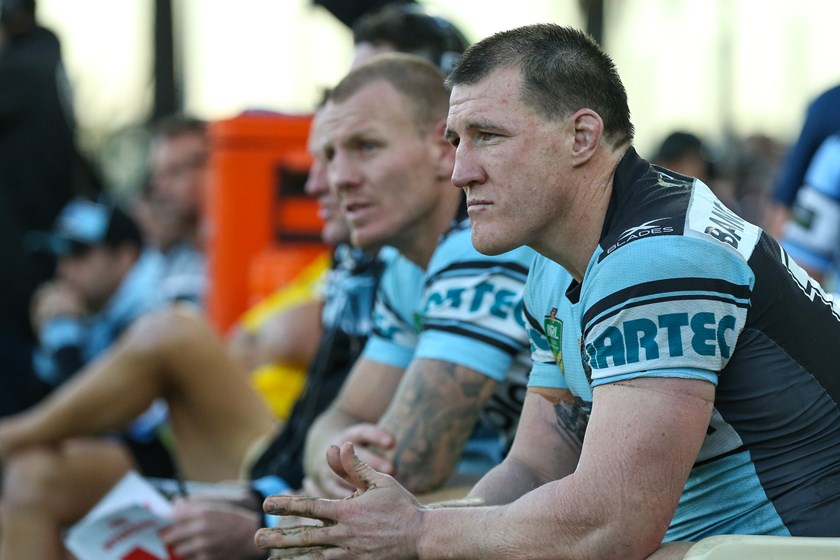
[[441, 389, 585, 507], [377, 358, 498, 494]]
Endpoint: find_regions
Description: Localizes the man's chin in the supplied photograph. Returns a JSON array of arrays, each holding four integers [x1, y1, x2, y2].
[[471, 234, 516, 256], [350, 231, 383, 252], [321, 222, 352, 247]]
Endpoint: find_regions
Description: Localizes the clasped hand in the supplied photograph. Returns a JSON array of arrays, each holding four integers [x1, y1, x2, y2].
[[256, 442, 425, 560]]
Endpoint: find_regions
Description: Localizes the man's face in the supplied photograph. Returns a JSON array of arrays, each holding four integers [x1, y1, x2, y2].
[[446, 67, 572, 256], [56, 246, 129, 312], [304, 111, 350, 246], [318, 81, 444, 252], [150, 131, 209, 221]]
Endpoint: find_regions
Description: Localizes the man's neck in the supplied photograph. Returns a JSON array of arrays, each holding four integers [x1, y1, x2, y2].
[[395, 185, 462, 269], [538, 147, 627, 281]]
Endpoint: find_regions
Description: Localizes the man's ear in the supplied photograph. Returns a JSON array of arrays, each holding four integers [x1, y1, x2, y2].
[[431, 119, 455, 181], [570, 108, 604, 167]]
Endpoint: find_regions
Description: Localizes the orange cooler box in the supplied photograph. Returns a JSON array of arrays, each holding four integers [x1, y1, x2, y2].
[[205, 112, 327, 335]]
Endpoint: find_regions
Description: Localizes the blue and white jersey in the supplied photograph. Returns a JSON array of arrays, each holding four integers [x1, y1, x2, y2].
[[782, 133, 840, 287], [525, 149, 840, 540], [522, 255, 588, 399], [34, 249, 165, 385], [580, 149, 840, 539], [362, 217, 534, 445]]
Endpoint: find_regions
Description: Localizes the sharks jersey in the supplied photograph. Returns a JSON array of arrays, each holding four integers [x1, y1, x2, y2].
[[524, 149, 840, 540], [362, 217, 534, 446]]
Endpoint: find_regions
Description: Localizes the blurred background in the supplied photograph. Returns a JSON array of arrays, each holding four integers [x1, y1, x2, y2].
[[35, 0, 840, 195]]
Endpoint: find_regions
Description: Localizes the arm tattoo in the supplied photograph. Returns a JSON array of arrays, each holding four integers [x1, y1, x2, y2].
[[554, 399, 589, 444], [378, 359, 496, 494]]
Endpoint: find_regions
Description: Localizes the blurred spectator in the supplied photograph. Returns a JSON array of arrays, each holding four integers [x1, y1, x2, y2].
[[351, 2, 469, 72], [768, 83, 840, 239], [136, 115, 209, 308], [779, 132, 840, 288], [652, 131, 715, 183], [652, 130, 740, 214], [727, 133, 786, 229], [0, 0, 97, 416], [26, 195, 177, 476]]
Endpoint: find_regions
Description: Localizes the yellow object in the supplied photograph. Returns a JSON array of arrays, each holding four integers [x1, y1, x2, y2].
[[239, 252, 330, 419], [250, 362, 309, 419], [684, 535, 840, 560], [240, 252, 330, 332]]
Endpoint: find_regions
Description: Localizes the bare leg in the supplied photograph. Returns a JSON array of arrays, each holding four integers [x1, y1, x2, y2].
[[0, 439, 134, 560], [0, 306, 277, 481]]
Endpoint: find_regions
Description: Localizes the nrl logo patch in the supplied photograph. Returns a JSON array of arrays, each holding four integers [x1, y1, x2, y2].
[[544, 308, 565, 374]]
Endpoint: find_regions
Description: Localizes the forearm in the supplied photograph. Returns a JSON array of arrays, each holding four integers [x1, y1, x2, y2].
[[463, 456, 553, 506], [378, 359, 497, 494], [418, 476, 654, 560]]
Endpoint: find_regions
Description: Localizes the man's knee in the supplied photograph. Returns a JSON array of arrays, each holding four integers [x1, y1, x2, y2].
[[1, 448, 68, 510]]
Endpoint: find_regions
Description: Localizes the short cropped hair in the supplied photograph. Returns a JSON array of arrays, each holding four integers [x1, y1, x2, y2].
[[352, 4, 469, 75], [447, 24, 634, 148], [330, 53, 449, 132], [151, 114, 208, 143]]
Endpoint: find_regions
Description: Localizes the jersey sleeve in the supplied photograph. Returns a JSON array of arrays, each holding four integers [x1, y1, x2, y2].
[[580, 234, 754, 388], [523, 301, 568, 390], [360, 254, 424, 370], [414, 231, 532, 381]]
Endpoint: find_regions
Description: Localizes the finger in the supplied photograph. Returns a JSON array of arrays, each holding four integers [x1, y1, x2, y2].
[[169, 535, 208, 559], [339, 442, 384, 491], [263, 495, 337, 523], [326, 444, 348, 480], [341, 423, 395, 449], [351, 446, 395, 474], [256, 525, 336, 550], [327, 443, 392, 486], [160, 518, 197, 545]]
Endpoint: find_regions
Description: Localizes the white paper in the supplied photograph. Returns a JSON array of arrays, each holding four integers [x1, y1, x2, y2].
[[65, 471, 183, 560]]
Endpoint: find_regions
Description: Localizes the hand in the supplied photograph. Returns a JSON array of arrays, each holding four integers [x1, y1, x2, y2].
[[30, 281, 85, 331], [256, 442, 425, 560], [308, 423, 395, 499], [161, 497, 264, 560]]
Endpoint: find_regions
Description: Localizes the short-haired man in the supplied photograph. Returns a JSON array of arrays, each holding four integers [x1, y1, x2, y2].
[[134, 115, 209, 307], [258, 24, 840, 560], [301, 54, 535, 500]]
